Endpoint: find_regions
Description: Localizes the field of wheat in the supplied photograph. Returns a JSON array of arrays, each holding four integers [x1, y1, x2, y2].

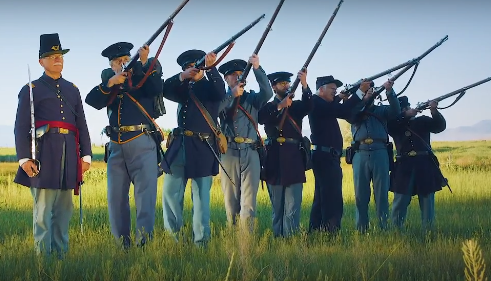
[[0, 141, 490, 280]]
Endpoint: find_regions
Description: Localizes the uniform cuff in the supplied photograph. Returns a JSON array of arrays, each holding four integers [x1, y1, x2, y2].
[[19, 158, 29, 167], [355, 89, 364, 100], [82, 155, 91, 164]]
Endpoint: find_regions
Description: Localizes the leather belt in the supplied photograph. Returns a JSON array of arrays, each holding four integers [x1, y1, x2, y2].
[[227, 136, 256, 144], [312, 145, 340, 157], [265, 137, 300, 145], [356, 138, 387, 145], [172, 128, 211, 139], [112, 124, 151, 133], [396, 150, 430, 158], [47, 127, 75, 135]]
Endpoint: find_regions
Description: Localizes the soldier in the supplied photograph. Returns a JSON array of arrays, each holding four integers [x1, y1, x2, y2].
[[14, 33, 92, 256], [258, 70, 313, 238], [85, 42, 163, 249], [308, 76, 371, 233], [161, 49, 225, 246], [347, 80, 400, 233], [217, 55, 273, 230], [388, 96, 446, 232]]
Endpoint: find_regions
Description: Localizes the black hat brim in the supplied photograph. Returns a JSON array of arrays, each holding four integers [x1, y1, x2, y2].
[[40, 49, 70, 58]]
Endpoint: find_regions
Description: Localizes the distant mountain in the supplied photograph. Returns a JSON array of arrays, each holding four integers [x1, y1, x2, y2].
[[432, 119, 491, 141]]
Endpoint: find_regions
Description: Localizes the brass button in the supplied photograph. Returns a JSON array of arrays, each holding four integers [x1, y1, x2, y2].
[[405, 131, 411, 136], [60, 111, 63, 113]]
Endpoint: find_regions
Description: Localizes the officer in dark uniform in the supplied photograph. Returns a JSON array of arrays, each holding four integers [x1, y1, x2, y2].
[[307, 76, 370, 233], [85, 42, 163, 248], [258, 70, 313, 238], [161, 49, 225, 246], [388, 96, 447, 231], [14, 33, 92, 256], [217, 55, 273, 230]]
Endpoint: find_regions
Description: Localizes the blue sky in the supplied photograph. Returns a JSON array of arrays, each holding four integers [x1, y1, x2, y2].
[[1, 0, 489, 145]]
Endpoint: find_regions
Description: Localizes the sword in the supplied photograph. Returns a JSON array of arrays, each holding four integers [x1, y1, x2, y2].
[[201, 136, 236, 186], [27, 65, 40, 175]]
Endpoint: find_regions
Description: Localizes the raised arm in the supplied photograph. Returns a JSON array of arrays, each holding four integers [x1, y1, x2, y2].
[[132, 58, 164, 98], [251, 65, 274, 108], [385, 83, 401, 119], [427, 101, 446, 133], [205, 67, 226, 101], [162, 73, 189, 104]]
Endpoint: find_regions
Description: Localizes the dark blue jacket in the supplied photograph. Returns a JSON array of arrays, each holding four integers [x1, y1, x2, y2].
[[162, 67, 226, 178], [14, 73, 92, 189], [86, 59, 163, 143]]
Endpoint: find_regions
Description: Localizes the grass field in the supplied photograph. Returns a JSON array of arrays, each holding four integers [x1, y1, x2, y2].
[[0, 140, 490, 280]]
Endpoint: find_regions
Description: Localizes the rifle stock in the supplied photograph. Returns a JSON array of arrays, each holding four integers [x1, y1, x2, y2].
[[228, 0, 286, 119], [415, 77, 491, 111], [278, 0, 344, 131], [123, 0, 190, 72], [194, 14, 266, 69]]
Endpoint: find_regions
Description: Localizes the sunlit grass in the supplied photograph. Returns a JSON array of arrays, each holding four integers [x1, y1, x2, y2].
[[0, 141, 490, 280]]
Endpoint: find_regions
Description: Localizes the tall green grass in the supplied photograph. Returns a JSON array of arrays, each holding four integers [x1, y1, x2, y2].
[[0, 141, 490, 280]]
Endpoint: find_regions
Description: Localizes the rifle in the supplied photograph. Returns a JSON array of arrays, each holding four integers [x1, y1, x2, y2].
[[344, 35, 449, 95], [193, 14, 266, 70], [415, 77, 491, 111], [278, 0, 344, 131], [358, 35, 449, 112], [85, 0, 190, 110], [123, 0, 190, 72], [227, 0, 286, 119]]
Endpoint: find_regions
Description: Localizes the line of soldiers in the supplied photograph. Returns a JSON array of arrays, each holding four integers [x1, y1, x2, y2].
[[14, 33, 448, 257]]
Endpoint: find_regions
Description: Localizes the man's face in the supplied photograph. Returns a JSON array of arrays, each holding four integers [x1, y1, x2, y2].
[[320, 83, 337, 102], [273, 81, 290, 97], [110, 55, 130, 73], [39, 54, 64, 74], [225, 70, 243, 88]]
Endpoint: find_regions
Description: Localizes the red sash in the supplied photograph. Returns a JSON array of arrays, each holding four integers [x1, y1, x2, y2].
[[35, 120, 82, 195]]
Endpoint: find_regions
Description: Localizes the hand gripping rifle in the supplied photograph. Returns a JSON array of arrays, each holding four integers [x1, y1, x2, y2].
[[227, 0, 286, 120], [84, 0, 190, 110], [415, 77, 491, 111], [357, 35, 449, 113], [193, 14, 266, 71], [277, 0, 344, 131]]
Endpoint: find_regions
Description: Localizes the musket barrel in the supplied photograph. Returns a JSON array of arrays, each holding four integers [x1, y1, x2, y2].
[[195, 14, 266, 68], [123, 0, 190, 71], [415, 77, 491, 110]]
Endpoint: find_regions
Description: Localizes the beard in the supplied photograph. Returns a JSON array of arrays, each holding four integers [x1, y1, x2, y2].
[[276, 89, 287, 98]]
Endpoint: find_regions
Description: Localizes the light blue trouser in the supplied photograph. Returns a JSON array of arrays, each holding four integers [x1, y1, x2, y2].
[[162, 145, 212, 245], [220, 147, 260, 230], [352, 149, 390, 232], [267, 183, 303, 237], [107, 135, 158, 246], [391, 170, 435, 231], [31, 187, 73, 256]]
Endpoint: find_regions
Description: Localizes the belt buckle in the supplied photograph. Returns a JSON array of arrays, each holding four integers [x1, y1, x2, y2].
[[59, 128, 69, 134], [276, 137, 286, 143], [119, 126, 128, 133], [184, 130, 194, 137], [364, 138, 373, 144], [234, 136, 245, 143], [408, 150, 417, 156]]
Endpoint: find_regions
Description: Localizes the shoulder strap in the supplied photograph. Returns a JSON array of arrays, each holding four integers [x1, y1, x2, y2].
[[286, 114, 303, 136], [125, 93, 164, 138], [238, 104, 264, 146], [188, 85, 222, 138]]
